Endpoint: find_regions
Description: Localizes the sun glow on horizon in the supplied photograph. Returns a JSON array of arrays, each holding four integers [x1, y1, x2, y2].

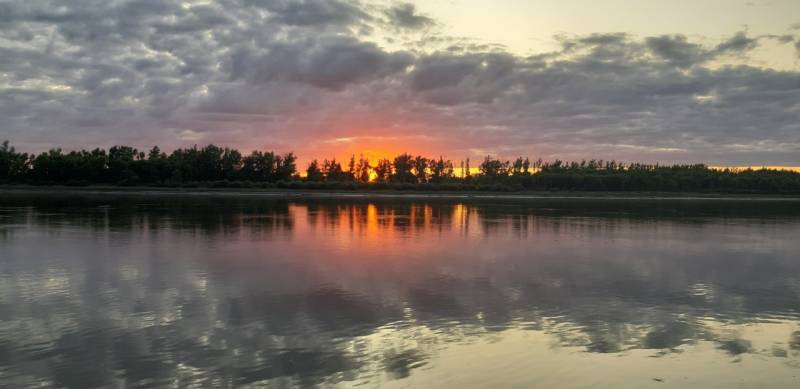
[[710, 166, 800, 173]]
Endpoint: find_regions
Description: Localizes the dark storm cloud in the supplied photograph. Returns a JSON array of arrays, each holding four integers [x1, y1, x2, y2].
[[0, 0, 798, 165]]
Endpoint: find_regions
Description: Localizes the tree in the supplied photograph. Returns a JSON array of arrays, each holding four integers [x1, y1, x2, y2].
[[412, 155, 428, 183], [323, 158, 345, 181], [148, 146, 164, 160], [354, 154, 371, 182], [429, 157, 454, 183], [479, 155, 508, 179], [346, 155, 356, 181], [195, 144, 223, 181], [1, 141, 799, 194], [511, 157, 524, 176], [306, 160, 323, 181], [275, 153, 296, 181], [241, 151, 277, 182], [0, 141, 31, 181], [373, 159, 392, 183], [0, 140, 11, 180], [391, 153, 415, 183], [220, 148, 243, 180], [145, 146, 169, 183]]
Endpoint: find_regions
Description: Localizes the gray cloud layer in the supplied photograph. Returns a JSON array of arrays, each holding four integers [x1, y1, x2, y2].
[[0, 0, 799, 165]]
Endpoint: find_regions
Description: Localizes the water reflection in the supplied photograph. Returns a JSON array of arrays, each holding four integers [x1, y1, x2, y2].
[[1, 193, 800, 387]]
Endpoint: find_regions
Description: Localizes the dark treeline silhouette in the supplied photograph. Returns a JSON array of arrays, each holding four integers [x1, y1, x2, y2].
[[2, 141, 799, 193], [0, 141, 295, 187]]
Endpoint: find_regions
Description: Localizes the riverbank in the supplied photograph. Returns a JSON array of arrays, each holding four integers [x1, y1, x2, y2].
[[2, 185, 799, 201]]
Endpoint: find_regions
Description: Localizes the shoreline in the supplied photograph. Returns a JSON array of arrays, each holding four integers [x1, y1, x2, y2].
[[2, 185, 799, 201]]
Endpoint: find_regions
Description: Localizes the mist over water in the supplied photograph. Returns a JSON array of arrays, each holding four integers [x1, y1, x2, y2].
[[1, 193, 800, 388]]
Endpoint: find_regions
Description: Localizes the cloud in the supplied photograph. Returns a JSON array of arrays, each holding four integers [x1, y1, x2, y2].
[[713, 31, 759, 55], [409, 52, 517, 105], [643, 30, 773, 68], [152, 4, 233, 34], [230, 37, 413, 90], [577, 32, 628, 46], [0, 0, 798, 165], [645, 35, 707, 68], [245, 0, 370, 27], [643, 30, 793, 69], [385, 3, 434, 30], [1, 199, 798, 386]]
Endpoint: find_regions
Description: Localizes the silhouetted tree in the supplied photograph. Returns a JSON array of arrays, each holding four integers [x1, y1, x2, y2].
[[323, 158, 346, 181], [354, 154, 371, 183], [145, 146, 170, 183], [0, 141, 31, 181], [0, 141, 798, 194], [108, 145, 140, 183], [306, 160, 323, 181], [346, 155, 357, 181], [512, 157, 530, 176], [241, 150, 277, 181], [479, 155, 508, 179], [429, 157, 454, 183], [374, 158, 392, 183], [412, 155, 428, 183], [275, 153, 296, 181], [391, 153, 415, 183], [220, 147, 243, 180]]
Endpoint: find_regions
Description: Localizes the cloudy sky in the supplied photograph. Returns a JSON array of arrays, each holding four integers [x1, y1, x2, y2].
[[1, 0, 799, 166]]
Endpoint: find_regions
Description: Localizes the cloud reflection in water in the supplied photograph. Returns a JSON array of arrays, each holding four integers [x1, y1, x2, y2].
[[1, 194, 800, 387]]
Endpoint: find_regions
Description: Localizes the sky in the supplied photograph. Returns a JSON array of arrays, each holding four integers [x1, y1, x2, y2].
[[1, 0, 799, 166]]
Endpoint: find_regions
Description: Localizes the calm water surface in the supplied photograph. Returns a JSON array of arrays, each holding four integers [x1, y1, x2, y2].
[[1, 193, 800, 388]]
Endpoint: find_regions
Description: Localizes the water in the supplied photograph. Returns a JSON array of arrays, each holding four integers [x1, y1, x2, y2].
[[1, 192, 800, 388]]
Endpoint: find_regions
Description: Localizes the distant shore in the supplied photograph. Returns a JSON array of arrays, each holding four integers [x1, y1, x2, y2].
[[1, 185, 799, 201]]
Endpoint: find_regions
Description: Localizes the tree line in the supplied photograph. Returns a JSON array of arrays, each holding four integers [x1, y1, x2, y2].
[[1, 141, 799, 194], [0, 141, 296, 186]]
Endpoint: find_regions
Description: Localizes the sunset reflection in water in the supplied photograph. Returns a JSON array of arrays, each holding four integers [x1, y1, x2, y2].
[[1, 194, 800, 388]]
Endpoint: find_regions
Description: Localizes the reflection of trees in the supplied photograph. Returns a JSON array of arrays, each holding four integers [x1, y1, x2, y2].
[[1, 194, 800, 386], [0, 194, 295, 239], [4, 194, 797, 241]]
